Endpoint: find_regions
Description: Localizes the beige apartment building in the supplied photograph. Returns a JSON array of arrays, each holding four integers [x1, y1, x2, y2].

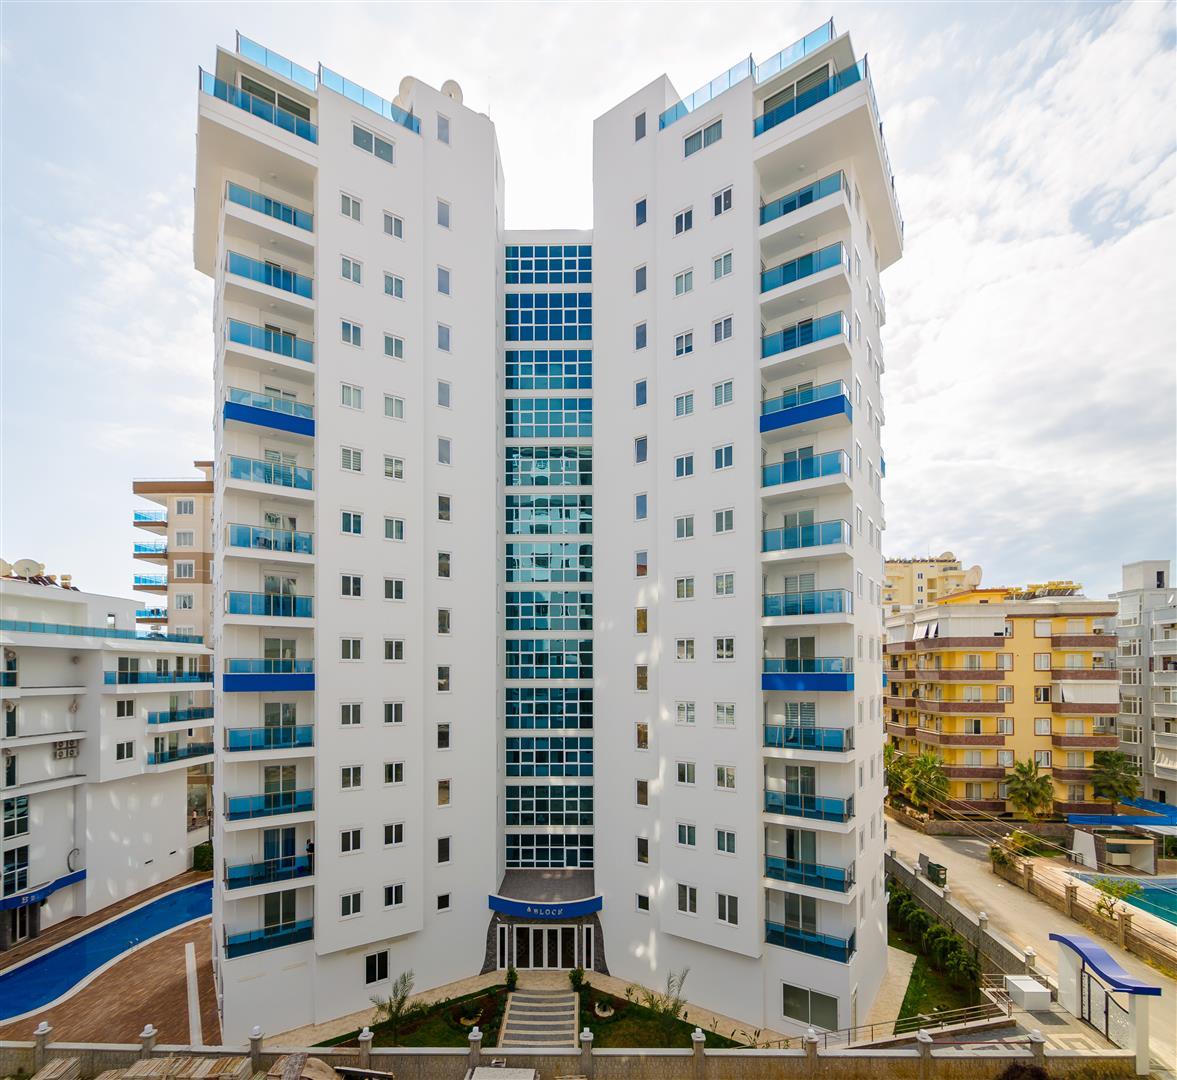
[[884, 551, 982, 612]]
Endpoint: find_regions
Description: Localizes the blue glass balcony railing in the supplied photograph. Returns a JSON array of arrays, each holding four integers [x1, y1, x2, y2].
[[764, 657, 852, 675], [133, 541, 167, 555], [147, 743, 213, 765], [761, 242, 847, 293], [136, 608, 168, 620], [134, 574, 168, 587], [227, 387, 314, 420], [227, 320, 314, 364], [148, 706, 214, 725], [199, 69, 318, 143], [133, 509, 167, 523], [764, 790, 855, 822], [763, 589, 852, 617], [755, 59, 866, 137], [104, 670, 213, 685], [224, 658, 314, 675], [764, 724, 854, 753], [225, 789, 314, 820], [226, 182, 313, 232], [763, 450, 850, 489], [765, 921, 856, 963], [226, 252, 313, 298], [761, 172, 848, 225], [225, 591, 313, 618], [762, 380, 849, 417], [0, 672, 16, 687], [765, 856, 855, 893], [0, 619, 201, 645], [224, 854, 312, 890], [236, 35, 317, 92], [225, 726, 314, 752], [320, 66, 421, 133], [227, 455, 313, 490], [754, 20, 836, 84], [228, 523, 313, 556], [762, 519, 851, 553], [762, 312, 849, 360], [224, 919, 314, 958]]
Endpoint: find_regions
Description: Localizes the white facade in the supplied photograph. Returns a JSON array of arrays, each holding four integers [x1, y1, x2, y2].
[[0, 573, 211, 950], [1113, 560, 1177, 804], [195, 20, 901, 1041]]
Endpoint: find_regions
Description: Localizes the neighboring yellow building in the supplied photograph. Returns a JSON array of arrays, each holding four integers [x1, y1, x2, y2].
[[884, 551, 982, 612], [884, 583, 1119, 815]]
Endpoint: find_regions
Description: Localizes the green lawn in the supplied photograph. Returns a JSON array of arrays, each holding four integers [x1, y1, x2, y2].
[[579, 987, 742, 1048], [888, 928, 978, 1021], [317, 985, 508, 1048]]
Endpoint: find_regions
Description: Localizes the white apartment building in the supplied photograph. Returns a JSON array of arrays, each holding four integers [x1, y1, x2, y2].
[[0, 567, 212, 951], [195, 20, 901, 1040], [1113, 560, 1177, 804]]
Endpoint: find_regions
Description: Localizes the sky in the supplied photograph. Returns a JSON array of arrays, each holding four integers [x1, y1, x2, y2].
[[1, 0, 1174, 603]]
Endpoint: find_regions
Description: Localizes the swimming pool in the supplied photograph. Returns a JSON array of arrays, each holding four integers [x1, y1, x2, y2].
[[0, 879, 212, 1021], [1071, 874, 1177, 927]]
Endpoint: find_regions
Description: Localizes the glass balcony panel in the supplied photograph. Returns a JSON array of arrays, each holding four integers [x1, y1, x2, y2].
[[235, 36, 318, 91], [763, 589, 851, 618], [227, 456, 313, 490], [225, 725, 314, 751], [761, 380, 849, 416], [199, 69, 318, 143], [754, 59, 866, 137], [763, 724, 853, 752], [761, 312, 849, 359], [103, 670, 213, 685], [319, 66, 421, 133], [224, 854, 312, 889], [226, 182, 313, 231], [226, 252, 313, 298], [223, 918, 313, 957], [765, 920, 856, 962], [224, 658, 314, 675], [147, 706, 214, 725], [225, 789, 314, 820], [761, 242, 846, 293], [765, 855, 854, 892], [227, 523, 313, 555], [764, 790, 854, 822], [1, 618, 200, 645], [227, 387, 314, 419], [133, 510, 167, 523], [147, 743, 213, 765], [762, 450, 849, 488], [227, 319, 313, 363], [760, 171, 847, 225], [225, 591, 313, 618], [762, 519, 851, 552]]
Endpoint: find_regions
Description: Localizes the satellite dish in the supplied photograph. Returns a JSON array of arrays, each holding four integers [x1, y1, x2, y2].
[[12, 558, 45, 577], [441, 79, 463, 105], [0, 559, 11, 577]]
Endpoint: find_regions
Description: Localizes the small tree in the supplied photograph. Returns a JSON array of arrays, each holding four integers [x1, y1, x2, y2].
[[639, 967, 691, 1042], [370, 970, 422, 1045], [902, 752, 949, 812], [1092, 876, 1143, 921], [884, 743, 908, 795], [1006, 758, 1054, 823], [505, 965, 518, 992], [1091, 751, 1141, 806]]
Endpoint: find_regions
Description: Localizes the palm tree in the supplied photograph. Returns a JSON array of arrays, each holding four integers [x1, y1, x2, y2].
[[1005, 759, 1054, 822], [902, 752, 948, 811], [883, 743, 908, 796], [370, 970, 421, 1045], [1091, 751, 1140, 807]]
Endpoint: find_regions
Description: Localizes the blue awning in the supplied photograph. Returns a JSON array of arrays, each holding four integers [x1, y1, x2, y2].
[[489, 894, 602, 919], [1049, 933, 1162, 995], [0, 869, 85, 911]]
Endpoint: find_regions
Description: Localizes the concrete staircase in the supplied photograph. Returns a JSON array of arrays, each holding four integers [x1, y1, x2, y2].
[[499, 987, 579, 1047]]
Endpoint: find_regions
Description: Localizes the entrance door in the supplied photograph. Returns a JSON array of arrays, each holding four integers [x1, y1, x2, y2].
[[8, 906, 30, 944], [508, 925, 579, 969]]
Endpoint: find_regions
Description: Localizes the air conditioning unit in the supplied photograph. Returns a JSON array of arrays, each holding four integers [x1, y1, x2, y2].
[[54, 749, 68, 760], [67, 748, 79, 758]]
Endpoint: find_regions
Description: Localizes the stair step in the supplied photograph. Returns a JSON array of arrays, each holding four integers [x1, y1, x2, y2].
[[501, 1031, 573, 1044]]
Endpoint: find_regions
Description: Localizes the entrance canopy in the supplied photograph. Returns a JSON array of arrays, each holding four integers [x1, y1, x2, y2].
[[1049, 933, 1162, 995]]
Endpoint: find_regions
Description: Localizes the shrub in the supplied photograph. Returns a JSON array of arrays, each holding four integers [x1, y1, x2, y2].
[[994, 1063, 1049, 1080], [906, 908, 930, 942], [569, 965, 586, 992], [192, 842, 213, 872], [989, 844, 1013, 868], [505, 966, 518, 992]]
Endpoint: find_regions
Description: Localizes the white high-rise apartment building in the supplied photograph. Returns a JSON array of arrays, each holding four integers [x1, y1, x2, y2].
[[195, 20, 901, 1040], [0, 569, 212, 951], [1113, 561, 1177, 804]]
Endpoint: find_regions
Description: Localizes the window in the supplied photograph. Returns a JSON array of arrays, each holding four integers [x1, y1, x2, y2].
[[677, 701, 696, 725], [1035, 653, 1051, 671], [637, 893, 651, 912], [714, 572, 734, 596], [782, 984, 838, 1030], [635, 265, 647, 293], [384, 455, 404, 480], [714, 444, 733, 470], [384, 822, 405, 846], [174, 530, 194, 547], [437, 494, 452, 521], [677, 761, 696, 785], [341, 765, 362, 789], [674, 207, 693, 234], [996, 685, 1014, 703], [341, 892, 362, 918], [677, 823, 696, 847], [635, 322, 648, 350], [341, 383, 363, 409], [341, 191, 362, 220], [384, 334, 405, 360], [173, 561, 195, 580], [635, 198, 647, 226], [341, 255, 362, 284], [437, 324, 451, 351], [675, 515, 694, 540], [675, 575, 695, 599], [341, 320, 362, 347], [636, 779, 649, 806], [341, 702, 362, 726], [353, 122, 394, 164], [717, 893, 738, 925], [437, 379, 452, 408], [676, 637, 696, 660], [341, 446, 362, 472], [714, 508, 734, 533], [713, 186, 732, 215], [674, 269, 694, 295], [341, 574, 362, 597], [385, 761, 405, 785], [1035, 717, 1051, 735], [341, 638, 362, 660], [635, 493, 648, 520], [437, 893, 452, 912], [637, 837, 650, 864], [383, 212, 403, 238], [635, 664, 649, 691], [1034, 619, 1054, 637], [675, 453, 694, 478], [675, 392, 694, 416], [1035, 750, 1052, 768], [342, 510, 363, 535], [437, 199, 451, 227], [635, 550, 648, 577], [684, 119, 721, 156], [677, 883, 698, 914], [715, 765, 736, 790], [115, 740, 134, 761], [341, 828, 361, 854], [715, 637, 734, 660], [175, 498, 194, 515], [716, 829, 736, 854], [635, 379, 648, 407], [437, 113, 450, 143], [713, 380, 733, 406], [437, 666, 451, 692], [116, 699, 135, 718], [713, 251, 733, 280], [438, 836, 451, 863], [384, 639, 405, 662], [635, 436, 648, 463], [635, 721, 649, 749], [384, 702, 404, 725], [1034, 686, 1052, 704], [713, 315, 732, 342], [384, 272, 405, 299], [437, 266, 451, 295], [634, 111, 646, 140], [385, 517, 405, 541], [675, 331, 694, 356], [438, 437, 452, 465]]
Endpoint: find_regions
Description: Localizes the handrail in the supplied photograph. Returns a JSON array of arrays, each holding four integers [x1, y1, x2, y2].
[[199, 69, 318, 143]]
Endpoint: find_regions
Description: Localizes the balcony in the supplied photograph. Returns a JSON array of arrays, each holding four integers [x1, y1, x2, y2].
[[223, 919, 313, 959], [763, 657, 854, 693], [760, 313, 850, 376], [227, 319, 314, 366], [147, 706, 214, 725], [942, 766, 1007, 780], [237, 35, 317, 91], [915, 728, 1006, 748], [225, 725, 314, 752], [765, 856, 855, 893], [319, 66, 421, 134], [226, 181, 313, 232], [225, 788, 314, 821], [225, 591, 313, 619], [1051, 732, 1119, 749], [1051, 667, 1118, 681], [764, 790, 854, 823], [764, 724, 853, 752], [133, 509, 167, 527], [1050, 634, 1117, 649], [762, 450, 850, 493], [147, 743, 213, 766], [199, 69, 317, 143], [0, 618, 200, 645], [759, 244, 849, 318], [755, 59, 866, 137], [885, 720, 916, 738], [133, 540, 168, 560], [224, 855, 312, 890], [224, 387, 315, 438], [1, 672, 16, 688], [134, 574, 168, 591], [915, 699, 1007, 714], [760, 381, 852, 437], [227, 522, 313, 557], [103, 670, 213, 686], [761, 172, 848, 226], [762, 519, 851, 559], [1050, 701, 1118, 716], [226, 455, 313, 493], [1050, 767, 1094, 782], [763, 589, 852, 619], [136, 608, 168, 623], [223, 658, 315, 693], [225, 251, 313, 299], [920, 668, 1007, 682], [765, 921, 856, 963]]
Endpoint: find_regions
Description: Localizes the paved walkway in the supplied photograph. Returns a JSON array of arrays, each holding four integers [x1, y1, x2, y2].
[[499, 988, 578, 1047], [887, 816, 1175, 1077], [862, 945, 916, 1031]]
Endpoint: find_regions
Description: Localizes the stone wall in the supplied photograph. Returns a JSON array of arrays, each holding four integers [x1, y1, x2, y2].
[[886, 804, 1070, 839]]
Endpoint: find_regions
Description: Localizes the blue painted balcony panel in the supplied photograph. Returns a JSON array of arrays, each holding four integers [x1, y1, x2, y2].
[[226, 182, 313, 232], [223, 919, 313, 958], [226, 456, 313, 491], [227, 320, 314, 364], [761, 312, 849, 360], [765, 921, 856, 963], [224, 855, 312, 890], [762, 519, 851, 554], [222, 659, 314, 693], [225, 591, 313, 619], [760, 385, 852, 435], [225, 725, 314, 752], [199, 69, 318, 143], [225, 789, 314, 821], [754, 60, 866, 137], [763, 724, 854, 753], [763, 589, 852, 618], [762, 670, 855, 693], [228, 523, 313, 556], [147, 743, 213, 765], [761, 242, 846, 294], [224, 388, 314, 438], [762, 450, 850, 490], [147, 706, 214, 725], [226, 252, 313, 299], [764, 790, 855, 823], [765, 856, 855, 893]]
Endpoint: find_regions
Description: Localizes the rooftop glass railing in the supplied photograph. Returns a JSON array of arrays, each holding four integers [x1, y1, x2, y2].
[[224, 919, 313, 958], [764, 790, 855, 823], [765, 856, 855, 893], [762, 380, 849, 417], [236, 35, 318, 92], [147, 743, 213, 765], [103, 670, 213, 685], [224, 658, 314, 675], [761, 242, 847, 294], [227, 320, 314, 364], [225, 789, 314, 820], [754, 20, 836, 83], [763, 657, 853, 675], [754, 59, 866, 137], [761, 172, 848, 225], [762, 312, 849, 360], [224, 855, 312, 890], [762, 518, 851, 553], [225, 591, 314, 619], [764, 724, 854, 752], [225, 725, 314, 751], [228, 523, 313, 556], [133, 510, 167, 523], [226, 252, 313, 298], [227, 455, 313, 491], [762, 450, 850, 489], [226, 182, 313, 232], [199, 69, 318, 143], [133, 541, 167, 555], [763, 589, 852, 618], [765, 921, 855, 963], [227, 387, 314, 420], [320, 66, 420, 134], [0, 618, 202, 645], [134, 574, 168, 587], [148, 706, 214, 725]]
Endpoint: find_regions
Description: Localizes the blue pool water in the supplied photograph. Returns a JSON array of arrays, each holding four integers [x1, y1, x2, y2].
[[0, 880, 212, 1020], [1072, 874, 1177, 927]]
